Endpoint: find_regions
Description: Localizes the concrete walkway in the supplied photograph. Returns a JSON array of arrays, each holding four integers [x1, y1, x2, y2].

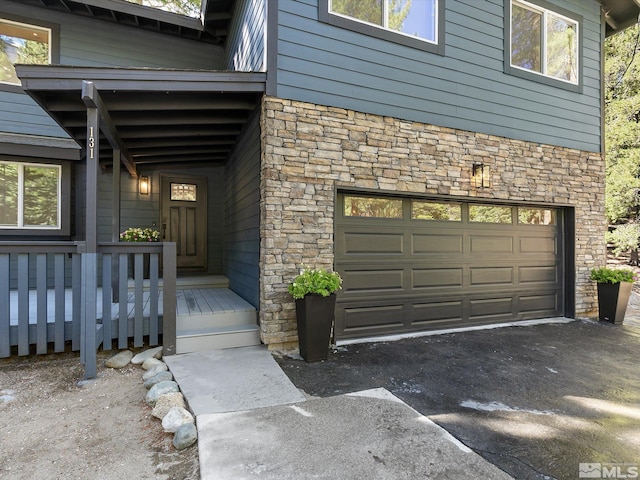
[[166, 346, 513, 479]]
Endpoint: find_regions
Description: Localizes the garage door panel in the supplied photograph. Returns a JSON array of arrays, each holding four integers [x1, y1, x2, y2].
[[412, 234, 463, 254], [342, 269, 404, 293], [343, 233, 404, 254], [339, 305, 405, 334], [519, 265, 559, 284], [520, 236, 557, 254], [519, 293, 558, 314], [469, 297, 514, 318], [411, 301, 463, 324], [470, 236, 514, 253], [470, 267, 514, 286], [413, 268, 463, 288]]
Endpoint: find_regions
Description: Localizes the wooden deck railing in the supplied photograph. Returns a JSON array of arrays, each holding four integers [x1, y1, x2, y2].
[[0, 241, 176, 377]]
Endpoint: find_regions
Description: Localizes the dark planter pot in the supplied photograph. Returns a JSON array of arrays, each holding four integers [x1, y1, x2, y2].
[[596, 281, 632, 324], [295, 293, 337, 362]]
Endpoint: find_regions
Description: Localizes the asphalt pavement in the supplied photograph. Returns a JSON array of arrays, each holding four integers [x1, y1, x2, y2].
[[275, 316, 640, 480]]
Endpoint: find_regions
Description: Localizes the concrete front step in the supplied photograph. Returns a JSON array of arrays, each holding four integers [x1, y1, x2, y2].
[[178, 309, 257, 331], [176, 324, 261, 353]]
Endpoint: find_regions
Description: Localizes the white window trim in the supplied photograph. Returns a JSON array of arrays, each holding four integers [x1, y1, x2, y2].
[[510, 0, 579, 86], [0, 161, 61, 230], [328, 0, 439, 46]]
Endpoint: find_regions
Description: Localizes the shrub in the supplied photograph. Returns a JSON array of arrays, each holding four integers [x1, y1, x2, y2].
[[288, 267, 342, 300], [120, 227, 160, 242], [605, 223, 640, 257], [590, 267, 635, 284]]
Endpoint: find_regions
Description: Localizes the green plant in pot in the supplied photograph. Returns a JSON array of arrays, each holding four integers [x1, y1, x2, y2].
[[590, 267, 635, 324], [288, 266, 342, 362]]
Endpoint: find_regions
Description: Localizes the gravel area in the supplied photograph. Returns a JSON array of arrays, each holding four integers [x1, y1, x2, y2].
[[0, 349, 199, 480]]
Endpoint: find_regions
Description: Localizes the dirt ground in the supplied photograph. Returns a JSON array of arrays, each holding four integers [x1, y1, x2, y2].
[[0, 349, 199, 480]]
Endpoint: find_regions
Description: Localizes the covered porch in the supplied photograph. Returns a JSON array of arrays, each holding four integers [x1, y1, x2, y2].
[[0, 66, 266, 377]]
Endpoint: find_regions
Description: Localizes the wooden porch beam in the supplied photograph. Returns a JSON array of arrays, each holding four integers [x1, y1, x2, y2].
[[81, 81, 137, 177]]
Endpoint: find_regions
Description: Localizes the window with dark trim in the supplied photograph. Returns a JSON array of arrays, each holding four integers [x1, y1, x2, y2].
[[0, 14, 59, 93], [505, 0, 582, 92], [319, 0, 445, 55], [0, 159, 71, 237]]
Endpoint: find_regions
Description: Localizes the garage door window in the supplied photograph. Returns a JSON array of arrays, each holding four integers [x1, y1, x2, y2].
[[518, 208, 555, 225], [469, 205, 513, 223], [412, 200, 461, 221], [344, 195, 403, 218]]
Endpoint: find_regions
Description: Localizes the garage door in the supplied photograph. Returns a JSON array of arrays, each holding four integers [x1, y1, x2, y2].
[[334, 194, 564, 340]]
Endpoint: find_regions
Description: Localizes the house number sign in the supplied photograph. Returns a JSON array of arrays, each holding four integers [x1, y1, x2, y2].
[[88, 126, 95, 159]]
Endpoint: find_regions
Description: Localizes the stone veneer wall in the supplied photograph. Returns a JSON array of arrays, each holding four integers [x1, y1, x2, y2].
[[259, 96, 606, 349]]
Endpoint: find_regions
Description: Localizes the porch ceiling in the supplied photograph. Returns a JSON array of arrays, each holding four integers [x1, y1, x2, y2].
[[16, 65, 265, 174]]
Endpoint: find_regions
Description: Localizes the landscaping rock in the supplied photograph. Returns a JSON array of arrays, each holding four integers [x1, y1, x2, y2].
[[142, 363, 168, 381], [141, 357, 164, 371], [104, 350, 133, 369], [162, 407, 194, 433], [144, 371, 173, 389], [131, 346, 163, 365], [145, 380, 179, 407], [173, 422, 197, 450], [151, 392, 186, 419]]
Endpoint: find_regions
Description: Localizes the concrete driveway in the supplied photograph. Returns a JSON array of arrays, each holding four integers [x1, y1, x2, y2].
[[276, 318, 640, 479]]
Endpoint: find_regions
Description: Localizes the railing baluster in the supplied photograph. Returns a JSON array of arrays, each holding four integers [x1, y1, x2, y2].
[[0, 253, 9, 358], [36, 253, 47, 354], [72, 253, 82, 351], [118, 253, 128, 349], [102, 253, 112, 351], [17, 253, 29, 356], [54, 253, 65, 353], [149, 253, 159, 346], [134, 253, 144, 347]]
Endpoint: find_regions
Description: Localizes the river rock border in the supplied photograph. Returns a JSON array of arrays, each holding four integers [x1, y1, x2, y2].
[[105, 347, 197, 450]]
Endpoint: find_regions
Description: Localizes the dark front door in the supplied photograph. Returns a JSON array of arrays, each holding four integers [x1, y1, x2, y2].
[[161, 175, 207, 271], [334, 194, 565, 340]]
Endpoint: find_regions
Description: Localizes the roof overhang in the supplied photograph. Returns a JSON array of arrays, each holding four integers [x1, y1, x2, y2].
[[601, 0, 640, 37], [16, 65, 266, 175], [5, 0, 232, 45]]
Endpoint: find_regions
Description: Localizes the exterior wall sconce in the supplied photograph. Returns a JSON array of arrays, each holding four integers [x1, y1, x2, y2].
[[471, 163, 491, 188], [139, 176, 150, 195]]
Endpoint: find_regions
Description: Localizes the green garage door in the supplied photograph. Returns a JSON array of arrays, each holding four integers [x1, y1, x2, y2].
[[334, 194, 564, 340]]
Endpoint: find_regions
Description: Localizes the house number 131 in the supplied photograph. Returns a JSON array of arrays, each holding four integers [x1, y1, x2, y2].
[[88, 126, 95, 159]]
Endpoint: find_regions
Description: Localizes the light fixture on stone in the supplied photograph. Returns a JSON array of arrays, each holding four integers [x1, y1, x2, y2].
[[471, 163, 490, 188], [139, 176, 150, 195]]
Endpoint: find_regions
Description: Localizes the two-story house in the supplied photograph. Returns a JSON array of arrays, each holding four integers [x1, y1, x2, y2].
[[1, 0, 638, 372]]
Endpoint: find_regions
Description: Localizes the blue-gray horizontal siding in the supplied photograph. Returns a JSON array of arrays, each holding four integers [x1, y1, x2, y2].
[[274, 0, 603, 152], [0, 0, 224, 138], [225, 0, 266, 71], [224, 111, 260, 308]]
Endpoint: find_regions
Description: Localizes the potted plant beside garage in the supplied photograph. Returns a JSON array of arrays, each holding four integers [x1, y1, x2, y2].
[[590, 267, 635, 324], [288, 266, 343, 362]]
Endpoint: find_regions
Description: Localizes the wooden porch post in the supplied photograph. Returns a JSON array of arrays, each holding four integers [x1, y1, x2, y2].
[[111, 149, 121, 304], [81, 82, 100, 379]]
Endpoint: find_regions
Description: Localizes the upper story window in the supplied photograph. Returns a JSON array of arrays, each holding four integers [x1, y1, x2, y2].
[[0, 19, 51, 86], [507, 0, 581, 91], [319, 0, 444, 55], [0, 161, 61, 230]]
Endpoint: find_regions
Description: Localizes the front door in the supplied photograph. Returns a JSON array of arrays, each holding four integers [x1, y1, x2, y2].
[[160, 175, 207, 270]]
